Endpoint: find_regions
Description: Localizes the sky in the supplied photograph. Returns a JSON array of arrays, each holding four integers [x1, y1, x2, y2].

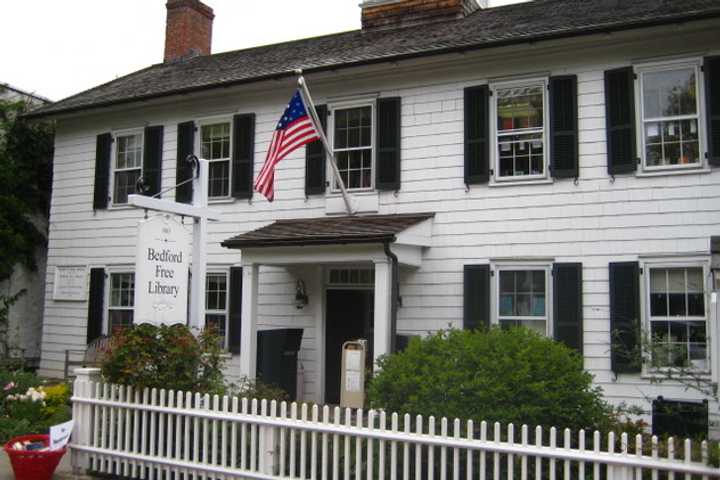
[[2, 0, 527, 102]]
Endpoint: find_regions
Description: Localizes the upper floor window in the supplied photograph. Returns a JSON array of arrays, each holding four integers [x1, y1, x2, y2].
[[497, 267, 549, 336], [205, 272, 229, 350], [492, 81, 548, 182], [332, 105, 373, 191], [108, 272, 134, 334], [639, 62, 702, 170], [113, 133, 143, 204], [200, 122, 231, 198], [647, 265, 707, 370]]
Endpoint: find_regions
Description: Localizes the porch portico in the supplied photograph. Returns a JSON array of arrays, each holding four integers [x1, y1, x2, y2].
[[221, 213, 433, 403]]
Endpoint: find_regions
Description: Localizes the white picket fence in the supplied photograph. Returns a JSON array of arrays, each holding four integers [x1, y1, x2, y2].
[[70, 374, 720, 480]]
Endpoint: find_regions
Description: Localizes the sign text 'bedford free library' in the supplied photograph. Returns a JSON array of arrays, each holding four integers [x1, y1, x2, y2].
[[133, 215, 190, 326]]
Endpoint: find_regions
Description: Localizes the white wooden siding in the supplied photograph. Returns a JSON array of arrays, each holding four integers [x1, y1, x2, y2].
[[40, 24, 720, 424]]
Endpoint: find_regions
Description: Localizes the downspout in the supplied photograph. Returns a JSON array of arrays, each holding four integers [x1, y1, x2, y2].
[[383, 241, 399, 354]]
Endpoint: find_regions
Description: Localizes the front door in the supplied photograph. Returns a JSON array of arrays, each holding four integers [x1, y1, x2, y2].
[[325, 289, 374, 405]]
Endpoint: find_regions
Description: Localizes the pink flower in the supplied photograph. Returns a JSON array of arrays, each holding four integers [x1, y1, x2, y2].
[[3, 382, 15, 392]]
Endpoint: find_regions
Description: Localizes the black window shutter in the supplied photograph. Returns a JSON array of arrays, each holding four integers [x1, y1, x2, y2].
[[464, 85, 490, 184], [609, 261, 641, 374], [463, 264, 490, 330], [604, 67, 637, 175], [142, 126, 164, 197], [549, 75, 579, 179], [175, 121, 196, 203], [93, 133, 112, 210], [705, 56, 720, 166], [376, 97, 402, 191], [86, 268, 105, 344], [228, 267, 243, 355], [232, 113, 255, 199], [305, 105, 327, 195], [552, 263, 583, 354]]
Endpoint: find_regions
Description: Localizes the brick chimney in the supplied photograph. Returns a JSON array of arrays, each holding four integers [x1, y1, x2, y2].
[[361, 0, 486, 30], [164, 0, 214, 63]]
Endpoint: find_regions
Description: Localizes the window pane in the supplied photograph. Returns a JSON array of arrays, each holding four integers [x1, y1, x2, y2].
[[643, 68, 697, 118], [497, 85, 543, 132], [208, 160, 229, 197], [517, 271, 532, 292], [516, 294, 531, 316], [109, 310, 133, 334], [650, 293, 668, 317], [201, 123, 231, 160], [114, 169, 141, 204], [499, 295, 514, 316], [499, 272, 514, 293], [496, 132, 543, 177]]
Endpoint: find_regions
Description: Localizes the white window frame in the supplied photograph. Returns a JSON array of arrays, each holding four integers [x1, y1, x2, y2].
[[490, 261, 553, 337], [110, 128, 144, 207], [489, 78, 550, 184], [635, 58, 708, 173], [640, 257, 711, 376], [104, 268, 135, 335], [328, 100, 376, 193], [196, 117, 233, 200], [205, 269, 230, 351]]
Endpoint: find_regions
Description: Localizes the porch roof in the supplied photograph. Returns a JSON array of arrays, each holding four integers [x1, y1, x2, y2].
[[221, 213, 434, 249]]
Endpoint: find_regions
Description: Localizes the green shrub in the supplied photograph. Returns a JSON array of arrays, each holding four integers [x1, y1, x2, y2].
[[368, 328, 614, 432], [230, 377, 289, 402], [101, 323, 226, 395]]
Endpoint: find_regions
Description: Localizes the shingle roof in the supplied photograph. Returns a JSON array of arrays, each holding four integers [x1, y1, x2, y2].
[[221, 213, 434, 248], [28, 0, 720, 119]]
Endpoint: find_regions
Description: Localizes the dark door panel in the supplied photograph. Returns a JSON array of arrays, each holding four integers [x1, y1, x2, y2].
[[325, 289, 373, 405]]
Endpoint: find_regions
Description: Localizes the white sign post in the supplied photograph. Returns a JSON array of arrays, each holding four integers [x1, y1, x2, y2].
[[128, 158, 220, 331], [133, 215, 190, 326]]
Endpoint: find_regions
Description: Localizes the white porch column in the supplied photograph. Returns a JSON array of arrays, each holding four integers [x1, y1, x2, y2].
[[373, 259, 393, 371], [239, 263, 259, 379]]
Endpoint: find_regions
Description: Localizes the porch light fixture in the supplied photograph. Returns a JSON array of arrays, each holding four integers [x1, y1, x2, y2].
[[295, 280, 309, 309]]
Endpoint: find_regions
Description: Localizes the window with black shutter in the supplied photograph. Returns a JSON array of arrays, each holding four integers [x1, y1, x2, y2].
[[464, 85, 489, 185], [93, 133, 112, 210], [549, 76, 579, 179], [463, 264, 490, 330], [704, 56, 720, 166], [376, 97, 401, 191], [609, 261, 641, 374], [142, 126, 164, 197], [176, 121, 196, 203], [228, 267, 243, 354], [604, 67, 637, 175], [86, 268, 106, 344], [232, 114, 255, 199], [305, 105, 327, 195], [553, 263, 583, 354]]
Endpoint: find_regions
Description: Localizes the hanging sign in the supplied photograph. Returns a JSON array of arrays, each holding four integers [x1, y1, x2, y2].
[[134, 215, 190, 326]]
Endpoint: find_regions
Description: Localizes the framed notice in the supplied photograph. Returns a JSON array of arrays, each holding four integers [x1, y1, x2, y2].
[[53, 266, 88, 301]]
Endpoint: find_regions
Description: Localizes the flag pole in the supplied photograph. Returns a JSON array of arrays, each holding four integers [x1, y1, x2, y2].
[[295, 71, 356, 216]]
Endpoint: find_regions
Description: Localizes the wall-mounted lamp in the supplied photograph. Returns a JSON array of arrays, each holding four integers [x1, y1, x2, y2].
[[295, 280, 309, 309]]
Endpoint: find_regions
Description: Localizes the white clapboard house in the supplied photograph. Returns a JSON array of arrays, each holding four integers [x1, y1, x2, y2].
[[28, 0, 720, 436]]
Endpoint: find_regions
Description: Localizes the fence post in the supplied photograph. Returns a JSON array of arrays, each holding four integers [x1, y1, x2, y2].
[[259, 400, 279, 475], [71, 367, 101, 474]]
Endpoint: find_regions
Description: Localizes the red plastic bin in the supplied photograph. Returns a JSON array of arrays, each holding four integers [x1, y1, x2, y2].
[[3, 434, 67, 480]]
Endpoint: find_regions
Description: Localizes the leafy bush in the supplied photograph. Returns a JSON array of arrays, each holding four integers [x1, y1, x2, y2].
[[229, 377, 289, 402], [368, 328, 614, 433], [101, 323, 226, 394], [0, 368, 72, 443]]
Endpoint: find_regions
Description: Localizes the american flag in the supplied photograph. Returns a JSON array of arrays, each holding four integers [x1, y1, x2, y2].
[[255, 90, 321, 201]]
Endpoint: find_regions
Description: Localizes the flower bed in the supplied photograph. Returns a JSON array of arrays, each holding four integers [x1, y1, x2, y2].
[[0, 368, 71, 444]]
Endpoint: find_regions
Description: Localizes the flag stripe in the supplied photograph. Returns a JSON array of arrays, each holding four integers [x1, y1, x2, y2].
[[254, 91, 321, 201]]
